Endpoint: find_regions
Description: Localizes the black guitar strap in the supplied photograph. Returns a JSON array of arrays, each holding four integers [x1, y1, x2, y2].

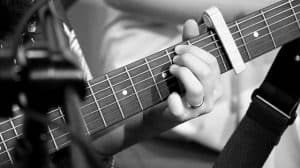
[[213, 38, 300, 168]]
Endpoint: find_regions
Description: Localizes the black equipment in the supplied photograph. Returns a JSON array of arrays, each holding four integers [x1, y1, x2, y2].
[[213, 38, 300, 168]]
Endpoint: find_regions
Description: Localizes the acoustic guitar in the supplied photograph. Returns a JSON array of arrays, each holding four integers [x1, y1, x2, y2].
[[1, 0, 300, 166]]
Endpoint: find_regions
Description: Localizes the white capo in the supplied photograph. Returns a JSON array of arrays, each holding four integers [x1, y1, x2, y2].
[[203, 7, 246, 74]]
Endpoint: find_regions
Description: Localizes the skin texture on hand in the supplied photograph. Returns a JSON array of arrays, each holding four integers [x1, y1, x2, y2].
[[92, 19, 221, 155]]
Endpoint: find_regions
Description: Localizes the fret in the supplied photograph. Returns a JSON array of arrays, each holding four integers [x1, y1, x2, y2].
[[261, 10, 277, 48], [289, 0, 300, 29], [187, 40, 192, 46], [165, 49, 173, 64], [11, 115, 23, 137], [58, 107, 66, 123], [54, 132, 71, 149], [0, 133, 13, 164], [235, 21, 251, 60], [264, 0, 293, 27], [1, 127, 16, 151], [210, 32, 228, 73], [1, 2, 300, 168], [125, 66, 144, 110], [87, 81, 107, 128], [105, 74, 125, 119], [145, 58, 163, 101], [291, 0, 300, 14], [48, 126, 59, 151], [126, 59, 162, 109], [271, 16, 300, 47], [9, 119, 18, 142], [0, 149, 11, 167]]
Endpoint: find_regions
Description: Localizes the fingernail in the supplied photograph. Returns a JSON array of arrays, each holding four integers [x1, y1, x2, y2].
[[175, 45, 186, 54], [169, 64, 178, 73], [172, 56, 178, 63]]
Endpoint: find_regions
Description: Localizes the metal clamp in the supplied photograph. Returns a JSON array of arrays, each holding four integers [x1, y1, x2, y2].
[[203, 7, 246, 74]]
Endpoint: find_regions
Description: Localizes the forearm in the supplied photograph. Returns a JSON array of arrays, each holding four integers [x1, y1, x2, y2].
[[104, 0, 276, 23]]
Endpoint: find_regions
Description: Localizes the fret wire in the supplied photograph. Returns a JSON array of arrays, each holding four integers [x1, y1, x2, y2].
[[125, 66, 144, 110], [48, 126, 59, 151], [58, 107, 66, 123], [78, 12, 300, 117], [239, 7, 300, 40], [233, 0, 293, 29], [289, 0, 300, 29], [9, 119, 18, 137], [0, 114, 23, 126], [0, 148, 13, 158], [83, 41, 230, 121], [0, 133, 13, 164], [88, 36, 216, 101], [88, 2, 300, 95], [0, 115, 67, 152], [210, 31, 228, 71], [235, 20, 251, 59], [145, 58, 163, 101], [3, 13, 299, 135], [0, 1, 299, 160], [89, 16, 295, 118], [233, 2, 300, 38], [187, 40, 192, 45], [261, 10, 277, 48], [105, 74, 125, 119], [87, 81, 107, 128], [83, 69, 174, 119], [84, 2, 300, 94], [0, 17, 298, 166], [84, 2, 300, 96]]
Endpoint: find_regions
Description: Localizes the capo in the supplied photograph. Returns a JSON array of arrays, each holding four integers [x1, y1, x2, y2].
[[203, 7, 246, 74]]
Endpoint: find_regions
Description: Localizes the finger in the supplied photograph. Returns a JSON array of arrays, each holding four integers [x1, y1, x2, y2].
[[169, 64, 204, 108], [182, 19, 200, 41], [167, 92, 188, 121], [173, 53, 214, 110], [173, 53, 211, 81], [175, 45, 219, 72]]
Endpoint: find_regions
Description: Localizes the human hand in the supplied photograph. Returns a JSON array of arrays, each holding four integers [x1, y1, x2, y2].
[[168, 19, 221, 121]]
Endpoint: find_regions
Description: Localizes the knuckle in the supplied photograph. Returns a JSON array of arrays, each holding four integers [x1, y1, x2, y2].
[[204, 101, 214, 112], [171, 110, 188, 121], [192, 86, 203, 96], [181, 54, 190, 64], [210, 56, 218, 66], [201, 68, 211, 78], [179, 66, 190, 76]]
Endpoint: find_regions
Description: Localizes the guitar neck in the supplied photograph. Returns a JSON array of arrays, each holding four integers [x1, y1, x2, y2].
[[1, 0, 300, 166]]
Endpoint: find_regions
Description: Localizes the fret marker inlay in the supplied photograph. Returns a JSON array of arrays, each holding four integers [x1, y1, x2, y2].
[[122, 90, 128, 96], [162, 72, 167, 79], [253, 31, 259, 38]]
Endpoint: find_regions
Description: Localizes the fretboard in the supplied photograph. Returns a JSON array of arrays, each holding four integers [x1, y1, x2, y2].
[[1, 0, 300, 166]]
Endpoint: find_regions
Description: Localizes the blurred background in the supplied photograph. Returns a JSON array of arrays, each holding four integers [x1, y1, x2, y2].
[[67, 0, 107, 77]]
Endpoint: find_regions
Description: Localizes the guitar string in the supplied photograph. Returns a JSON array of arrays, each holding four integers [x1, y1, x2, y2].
[[1, 2, 300, 139], [83, 1, 300, 99], [3, 13, 299, 144], [65, 16, 300, 129], [0, 0, 297, 127], [84, 0, 299, 90], [80, 7, 300, 113], [0, 0, 296, 127], [1, 8, 300, 143], [0, 115, 67, 156], [0, 0, 299, 163]]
